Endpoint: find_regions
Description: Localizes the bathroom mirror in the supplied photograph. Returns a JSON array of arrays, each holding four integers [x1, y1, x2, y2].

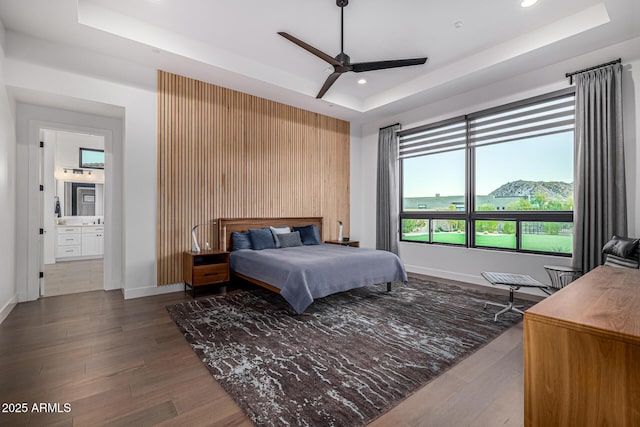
[[56, 180, 104, 216]]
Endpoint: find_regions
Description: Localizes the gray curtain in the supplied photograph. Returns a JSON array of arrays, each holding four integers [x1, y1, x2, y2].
[[376, 124, 401, 254], [573, 63, 626, 273]]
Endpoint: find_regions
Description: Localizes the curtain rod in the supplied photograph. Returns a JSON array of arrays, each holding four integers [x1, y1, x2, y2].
[[566, 58, 621, 84], [379, 123, 400, 131]]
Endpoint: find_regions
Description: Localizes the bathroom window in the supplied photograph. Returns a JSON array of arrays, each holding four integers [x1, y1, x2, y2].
[[79, 148, 105, 169]]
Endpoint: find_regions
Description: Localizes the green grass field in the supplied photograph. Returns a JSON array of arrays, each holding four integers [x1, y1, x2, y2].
[[403, 232, 572, 253]]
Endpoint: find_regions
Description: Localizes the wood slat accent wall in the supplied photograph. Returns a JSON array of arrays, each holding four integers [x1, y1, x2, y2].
[[157, 70, 350, 285]]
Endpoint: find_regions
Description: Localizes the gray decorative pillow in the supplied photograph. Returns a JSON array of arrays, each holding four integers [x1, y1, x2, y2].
[[270, 226, 291, 248], [278, 231, 303, 248], [602, 236, 639, 258]]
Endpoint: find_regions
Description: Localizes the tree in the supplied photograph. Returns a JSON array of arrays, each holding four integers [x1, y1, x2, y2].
[[545, 200, 563, 211], [543, 222, 561, 235], [562, 195, 574, 211], [502, 222, 516, 234], [447, 205, 464, 231], [477, 204, 495, 211], [533, 192, 547, 210], [477, 220, 498, 233], [402, 219, 427, 234], [507, 198, 534, 211]]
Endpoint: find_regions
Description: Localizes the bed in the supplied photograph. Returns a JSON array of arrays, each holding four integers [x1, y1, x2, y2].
[[217, 217, 408, 313]]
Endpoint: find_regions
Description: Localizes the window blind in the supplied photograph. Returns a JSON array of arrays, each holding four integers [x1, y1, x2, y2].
[[468, 93, 575, 148], [398, 119, 466, 159]]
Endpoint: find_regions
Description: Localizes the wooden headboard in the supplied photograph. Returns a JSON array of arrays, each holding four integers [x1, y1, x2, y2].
[[217, 217, 323, 252]]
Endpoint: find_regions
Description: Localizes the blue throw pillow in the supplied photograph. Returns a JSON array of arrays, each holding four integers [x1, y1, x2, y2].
[[293, 225, 321, 245], [248, 228, 277, 250], [278, 231, 303, 248], [231, 231, 252, 251]]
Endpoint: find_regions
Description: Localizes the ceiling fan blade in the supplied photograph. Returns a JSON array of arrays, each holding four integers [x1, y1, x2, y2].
[[278, 32, 341, 67], [351, 57, 428, 73], [316, 72, 342, 99]]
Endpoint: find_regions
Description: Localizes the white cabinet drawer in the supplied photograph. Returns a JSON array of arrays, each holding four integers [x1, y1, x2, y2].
[[58, 226, 82, 234], [82, 226, 104, 234], [57, 245, 81, 258], [57, 234, 81, 246]]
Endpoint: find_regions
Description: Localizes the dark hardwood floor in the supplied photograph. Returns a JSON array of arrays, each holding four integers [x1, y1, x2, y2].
[[0, 277, 538, 426]]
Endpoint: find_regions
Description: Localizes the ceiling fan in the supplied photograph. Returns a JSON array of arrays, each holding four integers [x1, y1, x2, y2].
[[278, 0, 428, 99]]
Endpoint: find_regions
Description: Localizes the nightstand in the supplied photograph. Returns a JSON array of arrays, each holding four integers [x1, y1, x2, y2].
[[183, 250, 230, 297], [324, 240, 360, 248]]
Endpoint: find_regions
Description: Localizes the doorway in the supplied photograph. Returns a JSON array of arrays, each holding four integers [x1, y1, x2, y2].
[[41, 128, 106, 297]]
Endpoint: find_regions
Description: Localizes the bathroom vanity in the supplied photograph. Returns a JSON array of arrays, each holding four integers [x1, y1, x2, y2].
[[56, 224, 104, 260]]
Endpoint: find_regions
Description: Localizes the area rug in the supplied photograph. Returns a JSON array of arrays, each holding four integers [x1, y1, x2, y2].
[[167, 276, 531, 426]]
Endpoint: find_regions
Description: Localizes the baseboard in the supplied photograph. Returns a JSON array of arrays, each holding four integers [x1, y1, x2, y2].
[[404, 264, 543, 296], [0, 295, 18, 325], [405, 264, 485, 286], [123, 283, 183, 299], [104, 282, 121, 291]]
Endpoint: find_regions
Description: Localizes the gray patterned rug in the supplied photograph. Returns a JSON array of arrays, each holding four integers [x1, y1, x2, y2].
[[167, 276, 530, 426]]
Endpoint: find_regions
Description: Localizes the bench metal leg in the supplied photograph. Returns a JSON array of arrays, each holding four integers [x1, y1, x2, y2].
[[483, 287, 524, 322]]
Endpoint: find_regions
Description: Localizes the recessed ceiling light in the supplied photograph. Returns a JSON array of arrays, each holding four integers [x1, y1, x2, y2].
[[521, 0, 538, 7], [454, 21, 463, 29], [357, 79, 367, 85]]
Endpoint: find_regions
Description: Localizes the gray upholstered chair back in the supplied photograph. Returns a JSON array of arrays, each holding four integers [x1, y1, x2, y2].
[[603, 237, 640, 269]]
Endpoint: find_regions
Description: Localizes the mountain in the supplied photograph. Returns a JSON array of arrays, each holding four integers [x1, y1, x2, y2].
[[489, 180, 573, 200]]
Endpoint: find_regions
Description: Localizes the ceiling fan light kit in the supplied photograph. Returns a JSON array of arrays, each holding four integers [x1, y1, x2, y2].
[[278, 0, 428, 99]]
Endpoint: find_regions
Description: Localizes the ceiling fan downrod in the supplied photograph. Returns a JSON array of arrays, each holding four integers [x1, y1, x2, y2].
[[338, 0, 348, 55], [335, 0, 350, 65]]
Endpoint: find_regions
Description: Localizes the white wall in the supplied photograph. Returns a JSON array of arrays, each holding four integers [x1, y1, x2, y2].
[[55, 130, 104, 172], [0, 20, 18, 323], [6, 45, 160, 299], [349, 127, 363, 241], [356, 45, 640, 291]]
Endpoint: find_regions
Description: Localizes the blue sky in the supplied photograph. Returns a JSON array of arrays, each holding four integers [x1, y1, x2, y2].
[[402, 133, 573, 197]]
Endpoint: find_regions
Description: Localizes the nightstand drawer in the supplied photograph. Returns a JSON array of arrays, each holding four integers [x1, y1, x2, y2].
[[192, 264, 229, 285]]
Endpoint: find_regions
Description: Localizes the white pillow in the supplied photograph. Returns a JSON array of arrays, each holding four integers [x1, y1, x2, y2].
[[270, 226, 291, 248]]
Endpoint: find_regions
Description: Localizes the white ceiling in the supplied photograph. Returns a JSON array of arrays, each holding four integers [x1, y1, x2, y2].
[[0, 0, 638, 123]]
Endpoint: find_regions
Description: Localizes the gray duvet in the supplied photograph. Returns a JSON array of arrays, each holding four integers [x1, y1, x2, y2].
[[230, 244, 408, 314]]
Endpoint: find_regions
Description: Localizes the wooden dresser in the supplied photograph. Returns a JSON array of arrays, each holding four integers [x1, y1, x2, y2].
[[524, 266, 640, 426]]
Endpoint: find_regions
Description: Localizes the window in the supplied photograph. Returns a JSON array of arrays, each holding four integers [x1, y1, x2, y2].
[[79, 148, 105, 169], [399, 89, 575, 255]]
